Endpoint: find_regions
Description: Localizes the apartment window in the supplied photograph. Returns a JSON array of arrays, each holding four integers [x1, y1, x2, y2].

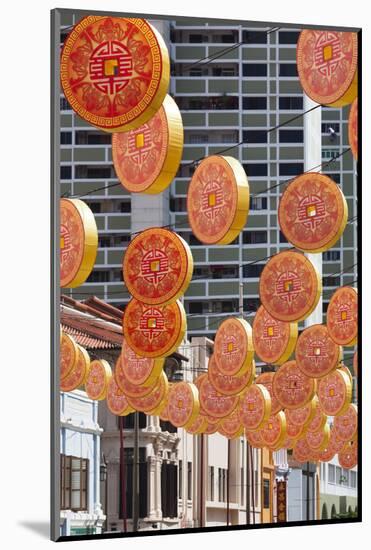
[[341, 469, 349, 486], [119, 201, 131, 213], [189, 34, 207, 43], [279, 129, 303, 143], [263, 479, 270, 509], [279, 231, 288, 243], [60, 454, 88, 511], [323, 276, 340, 287], [250, 196, 267, 210], [161, 462, 178, 518], [75, 130, 111, 145], [84, 201, 101, 214], [323, 250, 340, 261], [208, 466, 215, 501], [60, 166, 72, 180], [322, 149, 339, 160], [99, 236, 111, 248], [119, 448, 147, 519], [243, 97, 267, 110], [189, 134, 209, 144], [61, 131, 72, 145], [243, 264, 265, 278], [322, 301, 329, 314], [243, 130, 267, 143], [117, 412, 147, 429], [170, 197, 187, 212], [212, 67, 237, 77], [242, 30, 267, 44], [75, 165, 113, 179], [244, 163, 268, 177], [350, 471, 357, 488], [86, 270, 110, 283], [189, 233, 203, 246], [322, 123, 340, 134], [60, 97, 71, 111], [328, 464, 335, 483], [243, 230, 268, 244], [326, 173, 341, 183], [243, 298, 260, 312], [179, 460, 183, 499], [189, 302, 203, 314], [113, 235, 130, 246], [243, 64, 267, 77], [279, 63, 298, 77], [212, 34, 236, 43], [160, 419, 177, 433], [218, 468, 227, 502], [212, 300, 237, 313], [187, 462, 192, 500], [190, 67, 203, 77], [279, 96, 303, 110], [278, 31, 300, 44], [336, 466, 342, 485], [279, 162, 304, 176]]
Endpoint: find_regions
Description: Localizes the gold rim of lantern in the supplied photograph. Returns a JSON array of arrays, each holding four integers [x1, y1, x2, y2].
[[61, 344, 90, 392], [260, 411, 287, 448], [214, 317, 254, 377], [238, 383, 272, 431], [252, 305, 298, 365], [107, 376, 135, 416], [326, 287, 358, 347], [127, 370, 169, 413], [85, 359, 112, 401], [120, 338, 164, 388], [167, 382, 200, 429], [305, 423, 330, 452], [60, 332, 79, 380], [295, 324, 341, 379], [317, 368, 352, 417], [285, 395, 318, 428]]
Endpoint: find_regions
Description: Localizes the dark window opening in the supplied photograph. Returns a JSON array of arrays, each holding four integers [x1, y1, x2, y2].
[[243, 64, 267, 77], [243, 130, 267, 143], [242, 30, 267, 44], [118, 447, 147, 519], [61, 131, 72, 145], [263, 479, 270, 508], [279, 64, 298, 77], [60, 166, 72, 180], [243, 97, 267, 110], [279, 129, 303, 143], [60, 454, 88, 512], [279, 96, 303, 110], [243, 163, 268, 177], [279, 162, 304, 176], [243, 230, 268, 244], [278, 31, 300, 44]]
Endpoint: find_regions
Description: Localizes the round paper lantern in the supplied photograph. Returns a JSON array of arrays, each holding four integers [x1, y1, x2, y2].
[[112, 94, 183, 194], [167, 382, 200, 428], [159, 383, 172, 422], [329, 429, 347, 454], [278, 173, 348, 253], [60, 332, 79, 380], [187, 155, 250, 245], [199, 375, 239, 419], [327, 287, 358, 346], [286, 416, 307, 441], [239, 384, 271, 431], [255, 372, 282, 415], [218, 408, 244, 439], [353, 350, 358, 377], [203, 417, 221, 435], [272, 360, 316, 410], [318, 440, 336, 463], [107, 376, 134, 416], [281, 437, 296, 450], [126, 370, 169, 413], [85, 359, 112, 400], [260, 411, 287, 448], [317, 368, 352, 416], [252, 305, 298, 365], [259, 250, 321, 322], [119, 338, 164, 387], [61, 344, 90, 392], [214, 317, 254, 377], [348, 98, 358, 161], [60, 199, 98, 288], [306, 403, 327, 433], [333, 404, 357, 442], [285, 396, 317, 428], [185, 414, 208, 435], [293, 438, 312, 463], [305, 424, 330, 451], [297, 30, 357, 107], [60, 16, 170, 132], [123, 298, 186, 358], [115, 357, 158, 398], [122, 227, 193, 306], [208, 354, 255, 396], [296, 324, 341, 378], [246, 429, 264, 448], [338, 440, 357, 470]]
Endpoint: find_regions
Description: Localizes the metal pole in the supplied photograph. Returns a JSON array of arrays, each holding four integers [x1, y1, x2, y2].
[[200, 434, 204, 528], [226, 439, 230, 526], [306, 461, 310, 521], [250, 446, 256, 524], [119, 416, 127, 532], [246, 440, 251, 524], [133, 411, 140, 532]]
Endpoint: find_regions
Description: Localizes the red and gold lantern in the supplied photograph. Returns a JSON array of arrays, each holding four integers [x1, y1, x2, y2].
[[126, 370, 169, 413], [167, 382, 200, 428], [255, 372, 282, 415], [214, 317, 254, 377], [272, 360, 316, 410], [293, 438, 312, 463], [208, 354, 255, 396], [261, 411, 287, 448], [107, 376, 134, 416], [185, 414, 208, 435], [252, 305, 298, 365], [285, 396, 318, 428], [286, 416, 307, 441], [348, 98, 358, 161], [61, 344, 90, 392], [218, 408, 244, 439], [199, 375, 239, 419], [60, 332, 79, 380], [245, 429, 264, 448], [317, 368, 352, 416], [327, 287, 358, 346], [333, 403, 357, 442], [305, 424, 330, 452], [306, 402, 327, 433], [119, 338, 164, 388], [338, 440, 357, 470], [239, 384, 271, 431], [296, 324, 341, 378], [85, 359, 112, 400]]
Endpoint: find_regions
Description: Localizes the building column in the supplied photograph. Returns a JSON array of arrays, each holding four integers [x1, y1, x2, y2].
[[148, 456, 157, 520], [155, 456, 163, 520]]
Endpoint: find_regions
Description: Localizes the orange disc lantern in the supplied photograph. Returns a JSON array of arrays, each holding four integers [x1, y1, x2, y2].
[[305, 424, 330, 451], [107, 376, 134, 416], [60, 16, 170, 132], [167, 382, 200, 428], [278, 173, 348, 253], [119, 338, 164, 388], [208, 354, 255, 396], [239, 384, 271, 431], [60, 199, 98, 288], [186, 414, 208, 435], [246, 429, 264, 448], [338, 440, 357, 470], [187, 155, 250, 245], [123, 298, 186, 358], [123, 227, 193, 306], [61, 344, 90, 392], [199, 375, 239, 419], [252, 305, 298, 365], [296, 324, 341, 378], [285, 396, 317, 428], [333, 404, 358, 442], [327, 287, 358, 346], [317, 368, 352, 416], [259, 250, 321, 322], [126, 370, 169, 413], [112, 94, 183, 194], [255, 372, 282, 415], [329, 429, 347, 454], [60, 332, 79, 380], [306, 403, 327, 433], [261, 411, 287, 448], [218, 408, 244, 439], [348, 98, 358, 161], [293, 438, 312, 463], [286, 416, 307, 441], [297, 30, 357, 107], [85, 359, 112, 400], [272, 360, 316, 410], [115, 358, 158, 398], [214, 317, 254, 377]]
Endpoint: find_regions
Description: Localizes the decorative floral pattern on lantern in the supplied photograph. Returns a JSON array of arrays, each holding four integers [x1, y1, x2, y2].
[[338, 440, 357, 470], [107, 376, 134, 416], [273, 360, 316, 410], [252, 305, 298, 365], [123, 298, 186, 358], [199, 375, 239, 419], [348, 98, 358, 160], [167, 382, 200, 428], [122, 228, 193, 306], [119, 338, 164, 387], [239, 384, 271, 431], [327, 287, 358, 346], [317, 368, 352, 416], [60, 199, 98, 288], [185, 414, 208, 435], [126, 370, 169, 413], [285, 396, 318, 428], [214, 317, 254, 377], [60, 332, 79, 380], [246, 429, 264, 448], [278, 173, 348, 253], [260, 411, 287, 448], [187, 155, 250, 245], [259, 250, 321, 322], [112, 95, 183, 193], [333, 404, 358, 442], [293, 438, 312, 463], [296, 324, 341, 378], [286, 416, 307, 441], [305, 424, 330, 451], [203, 417, 221, 435], [255, 372, 282, 415], [61, 344, 90, 392], [208, 354, 255, 396], [218, 408, 244, 439], [306, 402, 327, 433], [297, 30, 358, 107], [115, 356, 159, 398], [85, 359, 112, 400], [60, 16, 170, 132]]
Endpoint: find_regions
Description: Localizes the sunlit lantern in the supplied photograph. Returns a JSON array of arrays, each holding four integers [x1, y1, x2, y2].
[[245, 429, 264, 449], [272, 360, 316, 410], [333, 403, 358, 442], [278, 173, 348, 253], [85, 359, 112, 401], [60, 199, 98, 288], [260, 411, 287, 448], [214, 317, 254, 377], [112, 95, 183, 193], [185, 414, 208, 435], [60, 332, 79, 380], [327, 287, 358, 346], [285, 396, 318, 428], [338, 440, 357, 470], [187, 155, 250, 245], [123, 227, 193, 305], [306, 402, 327, 433], [60, 16, 170, 132], [167, 382, 200, 428], [348, 98, 358, 161], [317, 368, 352, 416], [218, 408, 244, 439], [118, 338, 164, 388], [297, 30, 357, 107], [198, 375, 239, 419], [238, 383, 271, 431], [115, 357, 159, 398], [255, 372, 283, 415], [286, 416, 307, 441], [253, 305, 298, 365], [126, 370, 169, 414], [259, 250, 321, 322], [296, 324, 341, 378], [305, 424, 330, 452], [61, 344, 90, 392], [293, 438, 312, 463], [107, 376, 134, 416], [208, 354, 255, 396]]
